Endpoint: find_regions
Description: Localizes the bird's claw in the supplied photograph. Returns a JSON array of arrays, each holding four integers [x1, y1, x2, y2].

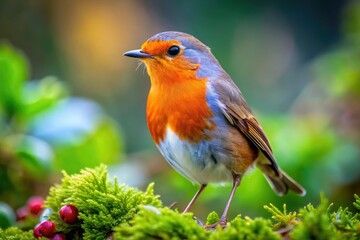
[[193, 216, 204, 226], [192, 216, 228, 229], [204, 219, 228, 230]]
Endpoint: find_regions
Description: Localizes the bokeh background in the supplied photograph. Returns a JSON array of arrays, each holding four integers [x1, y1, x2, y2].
[[1, 0, 360, 222]]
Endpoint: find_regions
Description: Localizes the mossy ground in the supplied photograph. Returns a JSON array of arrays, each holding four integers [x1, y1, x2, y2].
[[1, 165, 359, 239]]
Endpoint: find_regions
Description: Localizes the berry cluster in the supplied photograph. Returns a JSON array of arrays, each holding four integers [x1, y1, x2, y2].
[[33, 204, 79, 239], [16, 196, 44, 221]]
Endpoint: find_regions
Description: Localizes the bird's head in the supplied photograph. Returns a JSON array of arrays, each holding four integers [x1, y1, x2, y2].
[[124, 31, 223, 84]]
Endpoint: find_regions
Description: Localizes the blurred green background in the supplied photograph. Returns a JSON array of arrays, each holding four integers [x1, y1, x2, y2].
[[0, 0, 359, 223]]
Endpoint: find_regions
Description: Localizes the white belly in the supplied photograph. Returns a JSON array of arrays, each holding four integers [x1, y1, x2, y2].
[[157, 127, 232, 184]]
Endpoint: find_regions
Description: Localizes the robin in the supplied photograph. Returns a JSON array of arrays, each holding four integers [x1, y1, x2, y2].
[[124, 31, 305, 227]]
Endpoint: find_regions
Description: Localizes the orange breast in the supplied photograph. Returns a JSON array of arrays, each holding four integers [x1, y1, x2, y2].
[[146, 67, 214, 144]]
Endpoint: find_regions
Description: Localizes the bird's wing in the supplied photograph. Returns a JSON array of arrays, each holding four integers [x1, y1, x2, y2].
[[213, 78, 280, 176]]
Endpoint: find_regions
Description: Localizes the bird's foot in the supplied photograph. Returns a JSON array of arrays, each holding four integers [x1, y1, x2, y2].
[[193, 216, 204, 226], [192, 216, 227, 229], [204, 218, 228, 230]]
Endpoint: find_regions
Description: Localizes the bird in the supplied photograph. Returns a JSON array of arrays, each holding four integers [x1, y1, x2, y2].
[[123, 31, 305, 227]]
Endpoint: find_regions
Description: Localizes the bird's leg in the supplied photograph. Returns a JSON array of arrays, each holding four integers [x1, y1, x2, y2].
[[219, 174, 242, 226], [183, 184, 207, 213], [206, 174, 242, 229]]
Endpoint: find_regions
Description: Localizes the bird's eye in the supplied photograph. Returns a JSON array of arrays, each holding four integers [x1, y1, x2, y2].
[[167, 45, 180, 57]]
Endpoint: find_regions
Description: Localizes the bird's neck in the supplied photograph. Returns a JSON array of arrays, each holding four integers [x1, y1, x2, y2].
[[146, 71, 214, 145]]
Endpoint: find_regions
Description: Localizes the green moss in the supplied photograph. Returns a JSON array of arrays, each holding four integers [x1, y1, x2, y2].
[[114, 208, 280, 240], [114, 206, 209, 240], [1, 166, 359, 239], [264, 203, 298, 230], [206, 211, 219, 225], [210, 216, 281, 240], [45, 164, 162, 240], [263, 194, 360, 240], [291, 197, 339, 240], [0, 227, 40, 239], [354, 194, 360, 211], [265, 194, 360, 240]]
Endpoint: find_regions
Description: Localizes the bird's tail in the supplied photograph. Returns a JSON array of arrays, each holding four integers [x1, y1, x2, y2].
[[257, 164, 306, 196]]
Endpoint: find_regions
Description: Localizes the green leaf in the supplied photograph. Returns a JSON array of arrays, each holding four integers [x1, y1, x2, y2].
[[53, 117, 123, 173], [28, 98, 124, 174], [21, 76, 68, 118], [0, 41, 29, 115], [5, 134, 54, 177], [0, 202, 16, 229]]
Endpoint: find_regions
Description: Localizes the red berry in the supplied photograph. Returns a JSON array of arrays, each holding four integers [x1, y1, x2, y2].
[[27, 196, 44, 216], [33, 220, 56, 238], [59, 204, 78, 224], [49, 233, 67, 240], [16, 206, 28, 221], [33, 224, 43, 238]]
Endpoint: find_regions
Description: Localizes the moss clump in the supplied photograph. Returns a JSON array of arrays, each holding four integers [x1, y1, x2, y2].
[[114, 208, 280, 240], [290, 196, 339, 240], [354, 194, 360, 211], [0, 227, 39, 239], [294, 194, 360, 240], [206, 211, 219, 225], [264, 203, 298, 231], [115, 206, 209, 240], [265, 194, 360, 240], [211, 215, 281, 240], [129, 194, 360, 240], [45, 164, 162, 240], [1, 165, 359, 239]]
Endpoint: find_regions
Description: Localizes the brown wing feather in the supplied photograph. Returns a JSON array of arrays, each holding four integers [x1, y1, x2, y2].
[[212, 75, 305, 196], [212, 77, 280, 175], [223, 104, 280, 176]]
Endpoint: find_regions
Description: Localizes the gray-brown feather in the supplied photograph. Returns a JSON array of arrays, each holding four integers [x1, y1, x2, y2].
[[212, 77, 305, 196]]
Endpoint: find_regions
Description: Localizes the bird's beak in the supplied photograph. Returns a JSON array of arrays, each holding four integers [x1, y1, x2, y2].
[[123, 49, 152, 59]]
